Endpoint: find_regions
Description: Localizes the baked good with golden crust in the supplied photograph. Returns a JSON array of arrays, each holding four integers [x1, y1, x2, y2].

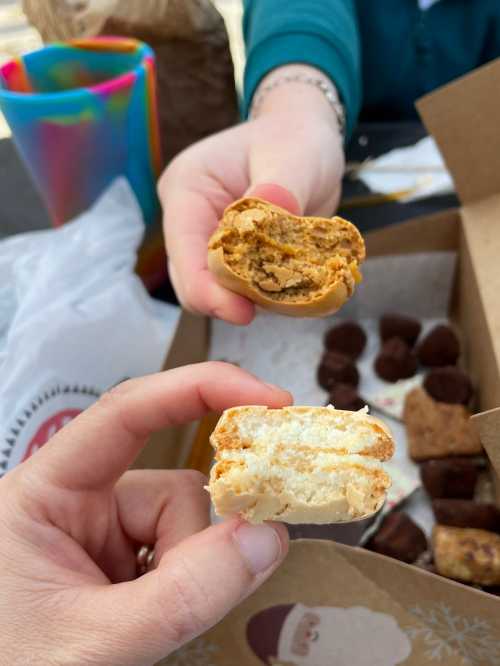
[[207, 198, 365, 317], [433, 525, 500, 586], [207, 405, 394, 524], [403, 387, 482, 461]]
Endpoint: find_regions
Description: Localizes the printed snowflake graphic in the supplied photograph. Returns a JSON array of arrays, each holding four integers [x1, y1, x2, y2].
[[163, 637, 219, 666], [406, 602, 500, 664]]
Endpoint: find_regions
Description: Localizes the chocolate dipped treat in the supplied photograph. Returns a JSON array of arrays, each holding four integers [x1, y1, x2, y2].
[[420, 458, 480, 499], [366, 511, 427, 564], [424, 366, 473, 405], [475, 471, 496, 504], [432, 499, 500, 533], [380, 313, 421, 347], [374, 338, 418, 383], [324, 321, 367, 359], [417, 324, 460, 367], [317, 351, 359, 391], [326, 383, 365, 412]]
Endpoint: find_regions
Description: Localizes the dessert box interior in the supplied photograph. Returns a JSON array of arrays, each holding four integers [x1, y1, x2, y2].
[[137, 60, 500, 664]]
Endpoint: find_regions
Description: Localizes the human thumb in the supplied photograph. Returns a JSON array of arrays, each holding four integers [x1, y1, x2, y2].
[[81, 519, 288, 666], [246, 183, 302, 215]]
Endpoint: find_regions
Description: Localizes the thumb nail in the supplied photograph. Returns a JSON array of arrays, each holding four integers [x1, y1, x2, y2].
[[233, 523, 282, 575], [264, 381, 286, 392], [263, 382, 293, 404]]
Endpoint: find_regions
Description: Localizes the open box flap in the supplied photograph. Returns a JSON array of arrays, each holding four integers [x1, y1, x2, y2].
[[459, 195, 500, 412], [364, 208, 458, 257], [417, 57, 500, 206], [416, 60, 500, 412], [473, 407, 500, 502]]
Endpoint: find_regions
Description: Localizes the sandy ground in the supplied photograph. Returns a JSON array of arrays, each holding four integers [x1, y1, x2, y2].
[[0, 0, 245, 139]]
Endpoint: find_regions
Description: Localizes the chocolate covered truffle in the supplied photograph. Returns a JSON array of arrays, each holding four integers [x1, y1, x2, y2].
[[380, 313, 422, 347], [317, 351, 359, 391], [374, 337, 418, 383], [432, 499, 500, 533], [420, 458, 480, 499], [367, 511, 427, 564], [324, 321, 367, 359], [326, 383, 365, 411], [424, 366, 473, 405], [417, 324, 460, 367]]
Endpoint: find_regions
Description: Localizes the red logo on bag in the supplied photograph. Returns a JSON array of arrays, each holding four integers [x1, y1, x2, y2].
[[22, 410, 81, 461]]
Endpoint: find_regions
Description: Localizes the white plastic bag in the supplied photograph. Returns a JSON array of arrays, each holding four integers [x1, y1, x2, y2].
[[0, 178, 180, 475]]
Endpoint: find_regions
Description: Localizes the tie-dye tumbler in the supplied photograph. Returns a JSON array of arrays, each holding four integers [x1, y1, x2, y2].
[[0, 37, 163, 231]]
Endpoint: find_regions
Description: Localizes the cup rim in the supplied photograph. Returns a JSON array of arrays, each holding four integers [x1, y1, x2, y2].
[[0, 36, 154, 103]]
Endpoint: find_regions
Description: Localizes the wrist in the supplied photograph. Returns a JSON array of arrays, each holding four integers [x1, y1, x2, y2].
[[250, 64, 344, 138]]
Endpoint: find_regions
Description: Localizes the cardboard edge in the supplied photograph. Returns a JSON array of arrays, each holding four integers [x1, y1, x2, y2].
[[417, 58, 500, 205], [365, 208, 459, 257], [472, 407, 500, 504]]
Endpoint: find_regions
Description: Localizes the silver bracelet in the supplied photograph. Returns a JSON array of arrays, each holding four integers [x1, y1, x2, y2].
[[250, 73, 346, 138]]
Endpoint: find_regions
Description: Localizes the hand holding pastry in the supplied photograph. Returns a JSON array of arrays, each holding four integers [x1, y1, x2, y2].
[[0, 363, 291, 665], [158, 64, 345, 324]]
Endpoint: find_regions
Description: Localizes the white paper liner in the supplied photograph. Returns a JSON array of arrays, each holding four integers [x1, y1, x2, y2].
[[356, 136, 454, 203]]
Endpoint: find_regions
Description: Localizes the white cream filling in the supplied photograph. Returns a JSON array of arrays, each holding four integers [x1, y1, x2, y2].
[[214, 451, 385, 506], [219, 448, 384, 471], [232, 409, 380, 454]]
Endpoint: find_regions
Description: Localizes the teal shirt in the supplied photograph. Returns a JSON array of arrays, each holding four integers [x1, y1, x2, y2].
[[243, 0, 500, 138]]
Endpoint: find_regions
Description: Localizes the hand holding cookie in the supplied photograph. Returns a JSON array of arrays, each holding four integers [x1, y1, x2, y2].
[[0, 363, 291, 665], [158, 76, 345, 324]]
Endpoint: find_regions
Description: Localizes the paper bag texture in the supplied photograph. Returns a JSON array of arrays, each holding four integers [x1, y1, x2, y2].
[[0, 179, 180, 476]]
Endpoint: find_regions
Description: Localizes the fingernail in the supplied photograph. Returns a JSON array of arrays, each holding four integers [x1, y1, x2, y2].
[[233, 523, 282, 575]]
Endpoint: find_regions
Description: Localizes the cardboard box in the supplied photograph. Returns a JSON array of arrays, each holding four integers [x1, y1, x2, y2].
[[150, 60, 500, 665]]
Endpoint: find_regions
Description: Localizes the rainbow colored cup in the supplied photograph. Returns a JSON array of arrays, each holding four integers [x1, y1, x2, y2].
[[0, 37, 162, 229]]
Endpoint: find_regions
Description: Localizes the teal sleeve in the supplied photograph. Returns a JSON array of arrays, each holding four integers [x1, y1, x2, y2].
[[480, 3, 500, 64], [243, 0, 361, 139]]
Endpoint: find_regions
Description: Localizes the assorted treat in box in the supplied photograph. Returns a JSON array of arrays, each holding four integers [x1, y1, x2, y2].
[[317, 314, 469, 408], [318, 312, 500, 594]]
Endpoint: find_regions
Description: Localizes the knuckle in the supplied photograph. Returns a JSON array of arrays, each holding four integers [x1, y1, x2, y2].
[[205, 360, 231, 371], [157, 165, 172, 196], [203, 360, 238, 377], [158, 150, 193, 194], [158, 157, 179, 191], [97, 379, 136, 409], [181, 281, 203, 310]]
